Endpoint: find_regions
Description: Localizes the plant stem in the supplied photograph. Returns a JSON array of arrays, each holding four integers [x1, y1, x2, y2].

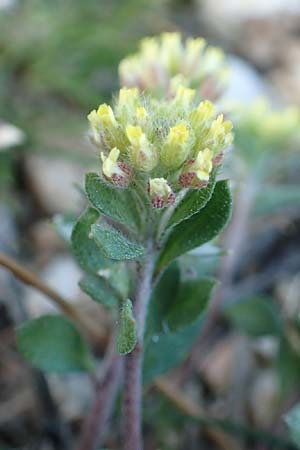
[[122, 243, 155, 450]]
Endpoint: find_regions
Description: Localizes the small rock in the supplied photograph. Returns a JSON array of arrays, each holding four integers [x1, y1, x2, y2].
[[25, 255, 83, 317], [0, 122, 25, 150], [25, 154, 86, 215]]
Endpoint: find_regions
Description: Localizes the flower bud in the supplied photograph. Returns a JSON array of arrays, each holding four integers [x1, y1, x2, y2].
[[101, 147, 132, 188], [174, 85, 195, 108], [97, 103, 118, 128], [204, 114, 233, 155], [161, 123, 190, 168], [118, 87, 139, 110], [87, 109, 102, 143], [179, 148, 213, 188], [161, 32, 182, 73], [126, 125, 158, 171], [148, 178, 175, 209]]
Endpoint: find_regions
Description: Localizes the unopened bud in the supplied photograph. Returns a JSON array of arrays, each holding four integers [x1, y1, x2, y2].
[[148, 178, 175, 209], [179, 148, 213, 188], [101, 148, 132, 188], [126, 125, 157, 171], [161, 123, 190, 168]]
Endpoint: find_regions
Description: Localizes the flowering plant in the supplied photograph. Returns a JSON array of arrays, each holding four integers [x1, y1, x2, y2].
[[13, 33, 234, 450]]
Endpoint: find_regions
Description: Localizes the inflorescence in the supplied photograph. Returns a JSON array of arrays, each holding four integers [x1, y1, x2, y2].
[[88, 85, 233, 209]]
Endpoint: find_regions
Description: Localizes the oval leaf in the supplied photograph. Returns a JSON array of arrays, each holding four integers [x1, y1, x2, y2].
[[17, 315, 94, 373], [90, 224, 144, 260], [117, 299, 137, 355], [166, 278, 215, 331], [157, 180, 232, 271], [85, 173, 141, 231], [79, 273, 119, 308], [71, 208, 112, 273], [167, 170, 216, 229]]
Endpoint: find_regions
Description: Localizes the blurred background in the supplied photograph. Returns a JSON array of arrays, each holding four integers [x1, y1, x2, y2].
[[0, 1, 300, 449]]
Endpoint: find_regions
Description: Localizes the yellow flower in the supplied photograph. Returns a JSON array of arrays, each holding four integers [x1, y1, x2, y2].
[[101, 148, 132, 188], [126, 125, 157, 171], [174, 85, 195, 107], [161, 123, 190, 168], [87, 109, 102, 143], [148, 178, 175, 209], [179, 148, 213, 187], [97, 104, 117, 128], [168, 123, 189, 146], [204, 114, 233, 154], [118, 87, 139, 109], [161, 32, 182, 73], [190, 100, 215, 129]]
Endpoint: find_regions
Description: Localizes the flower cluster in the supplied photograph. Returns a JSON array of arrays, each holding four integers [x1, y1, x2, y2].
[[119, 33, 230, 101], [233, 98, 300, 152], [88, 85, 233, 208]]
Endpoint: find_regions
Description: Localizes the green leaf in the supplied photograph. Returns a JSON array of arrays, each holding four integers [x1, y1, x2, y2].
[[285, 404, 300, 448], [17, 315, 94, 373], [225, 297, 281, 337], [90, 223, 144, 260], [143, 319, 202, 384], [146, 262, 180, 338], [117, 299, 137, 355], [157, 180, 232, 271], [167, 171, 216, 229], [278, 336, 300, 397], [79, 273, 119, 307], [85, 172, 141, 231], [71, 208, 112, 273], [166, 278, 215, 331], [254, 185, 300, 216]]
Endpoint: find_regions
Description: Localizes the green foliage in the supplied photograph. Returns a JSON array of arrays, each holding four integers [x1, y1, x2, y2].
[[157, 180, 232, 271], [166, 278, 215, 331], [79, 273, 119, 307], [90, 223, 145, 260], [53, 213, 76, 242], [117, 299, 137, 355], [143, 319, 202, 384], [146, 263, 181, 338], [17, 315, 94, 373], [277, 335, 300, 397], [85, 172, 141, 232], [225, 296, 281, 337], [144, 267, 214, 382], [71, 208, 113, 272], [166, 170, 216, 229], [285, 404, 300, 448]]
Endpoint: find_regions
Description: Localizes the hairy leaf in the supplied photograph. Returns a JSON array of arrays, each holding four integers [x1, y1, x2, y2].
[[17, 315, 94, 373], [71, 208, 112, 273], [79, 273, 119, 307], [117, 299, 137, 355], [90, 223, 144, 260], [85, 172, 141, 231], [157, 180, 232, 271]]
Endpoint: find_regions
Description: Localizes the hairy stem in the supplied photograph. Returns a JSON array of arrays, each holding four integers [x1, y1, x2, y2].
[[122, 243, 155, 450]]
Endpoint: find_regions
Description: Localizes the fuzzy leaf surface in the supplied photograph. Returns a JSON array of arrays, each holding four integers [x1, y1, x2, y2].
[[117, 299, 137, 355], [79, 273, 119, 307], [85, 172, 141, 231], [90, 223, 144, 260], [166, 278, 215, 331], [167, 171, 216, 229], [71, 208, 112, 273], [157, 180, 232, 271], [17, 315, 94, 373]]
